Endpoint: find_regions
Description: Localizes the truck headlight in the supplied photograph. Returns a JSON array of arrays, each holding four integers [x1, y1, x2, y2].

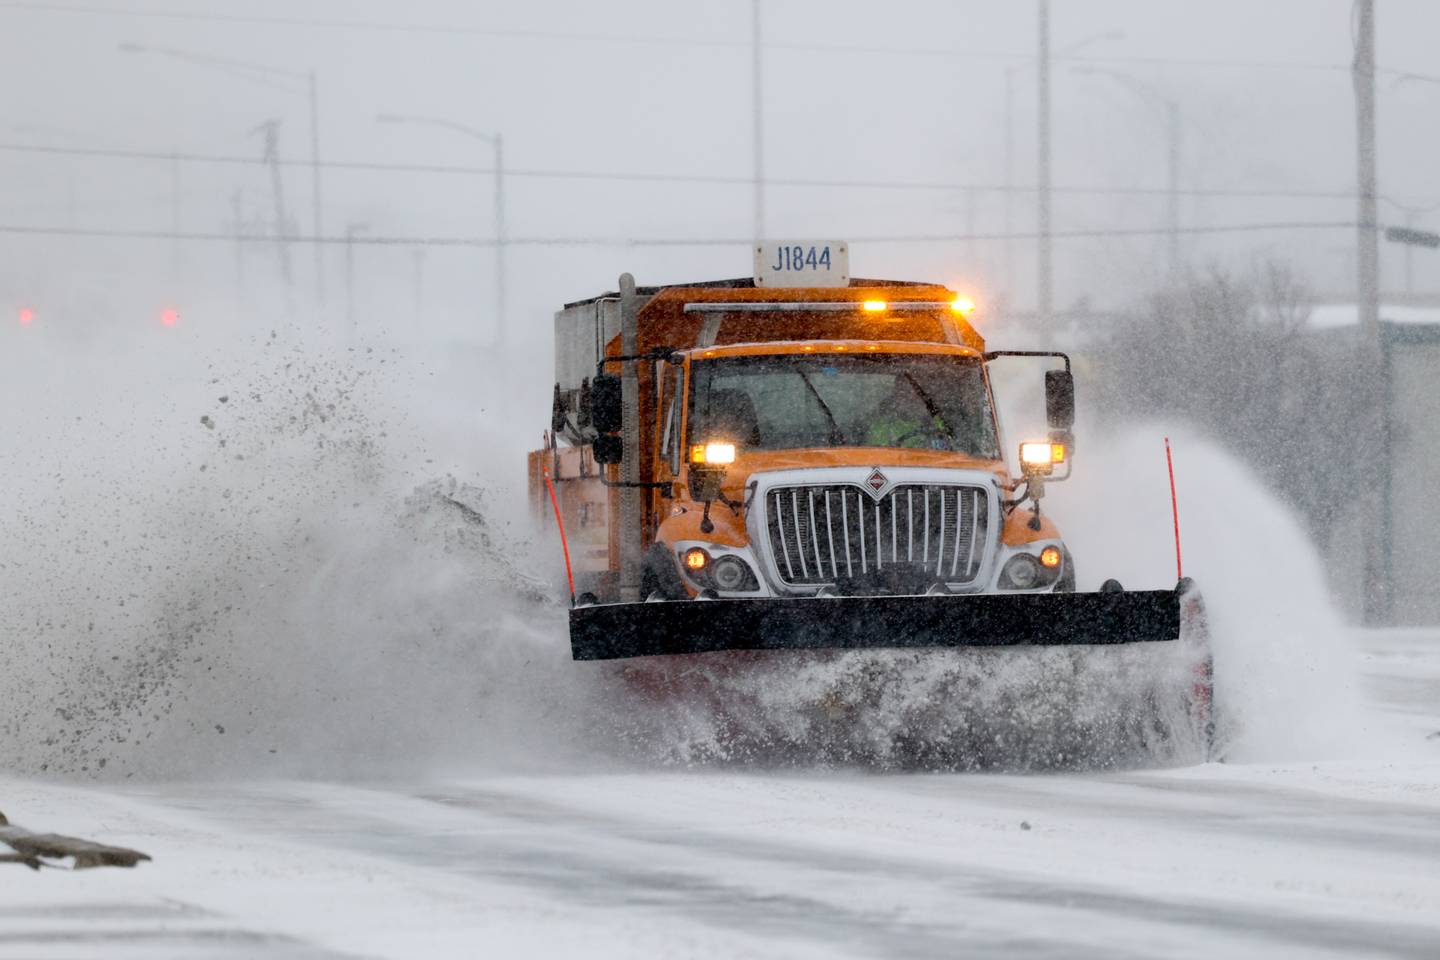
[[711, 555, 757, 591], [678, 549, 759, 592], [1001, 554, 1041, 589], [1019, 440, 1066, 477], [689, 442, 736, 465], [998, 551, 1063, 590]]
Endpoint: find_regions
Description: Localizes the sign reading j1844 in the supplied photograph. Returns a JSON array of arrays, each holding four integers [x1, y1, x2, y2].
[[754, 240, 849, 288]]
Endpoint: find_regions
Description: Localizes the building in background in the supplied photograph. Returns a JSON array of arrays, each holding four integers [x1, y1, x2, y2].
[[1311, 302, 1440, 625]]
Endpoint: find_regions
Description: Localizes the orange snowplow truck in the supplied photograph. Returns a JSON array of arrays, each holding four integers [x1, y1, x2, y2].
[[529, 242, 1204, 676]]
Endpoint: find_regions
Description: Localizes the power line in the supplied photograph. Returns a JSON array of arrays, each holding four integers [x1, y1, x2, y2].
[[0, 141, 1391, 202], [0, 220, 1360, 248], [0, 0, 1418, 76]]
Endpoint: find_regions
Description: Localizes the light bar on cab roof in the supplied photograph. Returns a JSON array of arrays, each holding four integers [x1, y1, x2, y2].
[[682, 301, 961, 313]]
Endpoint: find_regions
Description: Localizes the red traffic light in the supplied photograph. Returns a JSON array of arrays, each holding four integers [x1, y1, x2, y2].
[[17, 307, 34, 326], [160, 307, 179, 327]]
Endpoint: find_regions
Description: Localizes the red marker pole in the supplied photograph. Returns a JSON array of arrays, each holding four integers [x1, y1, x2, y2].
[[542, 468, 576, 605], [1164, 437, 1183, 581]]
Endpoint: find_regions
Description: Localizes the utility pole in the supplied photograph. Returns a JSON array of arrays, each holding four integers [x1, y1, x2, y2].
[[752, 0, 765, 241], [1037, 0, 1053, 342], [1004, 30, 1120, 318], [1004, 66, 1018, 308], [252, 119, 293, 289], [118, 44, 325, 307], [308, 70, 325, 306], [1353, 0, 1387, 624]]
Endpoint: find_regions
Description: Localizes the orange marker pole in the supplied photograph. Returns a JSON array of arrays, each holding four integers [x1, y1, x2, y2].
[[1164, 437, 1183, 581], [542, 469, 576, 605]]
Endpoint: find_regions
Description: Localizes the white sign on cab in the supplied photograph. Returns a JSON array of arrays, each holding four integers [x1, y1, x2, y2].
[[754, 240, 849, 288]]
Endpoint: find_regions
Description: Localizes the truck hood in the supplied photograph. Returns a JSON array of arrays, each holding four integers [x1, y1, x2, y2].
[[710, 447, 1008, 499]]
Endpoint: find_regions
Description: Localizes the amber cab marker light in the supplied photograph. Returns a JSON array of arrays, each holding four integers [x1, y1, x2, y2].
[[862, 300, 887, 312], [951, 296, 976, 316]]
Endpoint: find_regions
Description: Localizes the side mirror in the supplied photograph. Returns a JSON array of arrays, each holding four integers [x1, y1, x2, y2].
[[590, 373, 623, 434], [1045, 369, 1074, 430], [592, 434, 623, 464]]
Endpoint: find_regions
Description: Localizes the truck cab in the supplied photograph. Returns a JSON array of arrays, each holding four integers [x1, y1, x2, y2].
[[530, 245, 1076, 606]]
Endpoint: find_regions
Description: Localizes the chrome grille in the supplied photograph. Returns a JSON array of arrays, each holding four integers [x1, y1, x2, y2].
[[764, 483, 989, 587]]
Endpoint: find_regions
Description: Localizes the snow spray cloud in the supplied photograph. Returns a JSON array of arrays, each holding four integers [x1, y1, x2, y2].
[[1056, 427, 1379, 762], [577, 642, 1208, 771], [0, 329, 586, 780]]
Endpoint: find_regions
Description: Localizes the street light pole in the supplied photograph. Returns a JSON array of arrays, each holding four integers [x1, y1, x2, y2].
[[250, 119, 292, 290], [118, 43, 324, 305], [308, 70, 324, 305], [1073, 67, 1184, 278], [1004, 66, 1017, 306], [1037, 0, 1053, 342], [753, 0, 765, 241], [376, 113, 507, 343], [1353, 0, 1386, 625], [1003, 28, 1121, 317]]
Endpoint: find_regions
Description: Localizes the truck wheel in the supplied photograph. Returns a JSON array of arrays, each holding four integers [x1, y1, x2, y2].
[[642, 546, 687, 601]]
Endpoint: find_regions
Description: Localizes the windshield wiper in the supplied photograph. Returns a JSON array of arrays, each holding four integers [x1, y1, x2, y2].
[[795, 369, 846, 445], [900, 371, 958, 445]]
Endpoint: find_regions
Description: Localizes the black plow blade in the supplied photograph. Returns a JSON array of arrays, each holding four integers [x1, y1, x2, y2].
[[570, 590, 1182, 662]]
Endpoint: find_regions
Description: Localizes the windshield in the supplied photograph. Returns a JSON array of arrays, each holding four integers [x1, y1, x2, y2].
[[688, 353, 999, 457]]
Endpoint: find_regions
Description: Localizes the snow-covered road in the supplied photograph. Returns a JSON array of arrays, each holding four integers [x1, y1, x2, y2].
[[5, 630, 1438, 960]]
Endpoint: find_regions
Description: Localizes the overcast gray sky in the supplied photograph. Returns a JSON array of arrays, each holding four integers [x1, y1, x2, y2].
[[2, 0, 1438, 341]]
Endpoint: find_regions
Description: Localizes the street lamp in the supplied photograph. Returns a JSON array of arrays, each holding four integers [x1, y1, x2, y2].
[[1381, 197, 1440, 295], [1387, 73, 1440, 296], [1072, 66, 1184, 278], [1004, 23, 1122, 327], [376, 113, 506, 343], [118, 42, 325, 305]]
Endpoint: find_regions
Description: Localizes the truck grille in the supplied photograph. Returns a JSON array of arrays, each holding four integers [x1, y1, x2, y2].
[[764, 483, 990, 587]]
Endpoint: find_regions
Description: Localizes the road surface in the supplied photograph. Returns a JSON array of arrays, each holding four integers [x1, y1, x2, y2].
[[3, 629, 1437, 960]]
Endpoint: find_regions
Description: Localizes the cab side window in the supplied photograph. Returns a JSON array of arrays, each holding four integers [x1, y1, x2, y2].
[[660, 365, 682, 474]]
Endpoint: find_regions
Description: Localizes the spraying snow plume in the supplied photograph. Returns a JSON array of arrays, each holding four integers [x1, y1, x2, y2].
[[580, 641, 1208, 771], [1057, 427, 1382, 762], [0, 332, 584, 780]]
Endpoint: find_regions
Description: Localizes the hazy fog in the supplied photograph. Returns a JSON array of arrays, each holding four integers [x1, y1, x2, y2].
[[2, 0, 1438, 347]]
